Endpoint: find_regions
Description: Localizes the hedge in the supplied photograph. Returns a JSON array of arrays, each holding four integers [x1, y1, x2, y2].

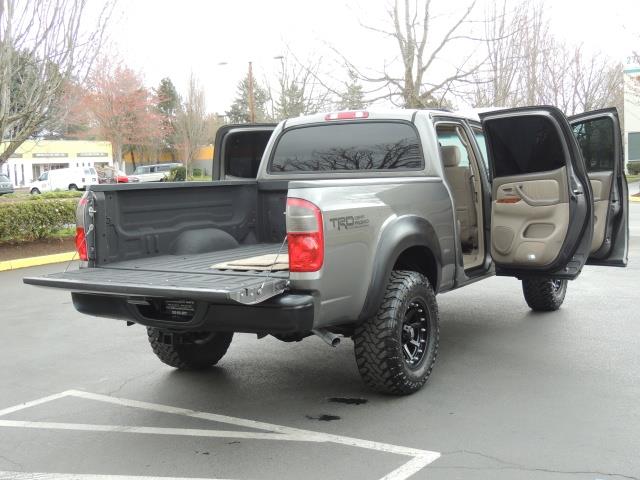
[[0, 198, 78, 243], [628, 161, 640, 176]]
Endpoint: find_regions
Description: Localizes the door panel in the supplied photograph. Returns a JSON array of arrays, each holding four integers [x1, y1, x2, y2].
[[491, 167, 569, 267], [569, 108, 628, 266], [588, 171, 613, 253], [480, 107, 593, 280]]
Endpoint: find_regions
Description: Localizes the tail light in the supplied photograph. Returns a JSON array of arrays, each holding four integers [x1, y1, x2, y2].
[[286, 198, 324, 272], [75, 193, 90, 261], [325, 111, 369, 121], [75, 227, 88, 261]]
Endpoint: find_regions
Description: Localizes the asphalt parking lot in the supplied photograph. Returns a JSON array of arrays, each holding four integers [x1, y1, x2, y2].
[[1, 202, 639, 480]]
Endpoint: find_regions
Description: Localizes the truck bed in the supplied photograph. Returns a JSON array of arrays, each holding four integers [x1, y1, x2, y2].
[[24, 243, 289, 305], [103, 243, 287, 276]]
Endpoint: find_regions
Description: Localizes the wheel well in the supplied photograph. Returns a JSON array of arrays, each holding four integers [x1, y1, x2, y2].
[[393, 246, 438, 291]]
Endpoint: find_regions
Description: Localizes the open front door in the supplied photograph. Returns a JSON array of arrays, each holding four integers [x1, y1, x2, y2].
[[569, 108, 628, 266], [213, 124, 276, 180], [480, 106, 594, 280]]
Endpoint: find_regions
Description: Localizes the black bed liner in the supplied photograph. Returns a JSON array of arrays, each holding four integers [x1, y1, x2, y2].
[[24, 244, 289, 305]]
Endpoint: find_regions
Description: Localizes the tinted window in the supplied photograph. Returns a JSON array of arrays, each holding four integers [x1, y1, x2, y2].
[[225, 130, 272, 178], [270, 122, 423, 173], [484, 116, 565, 177], [572, 117, 615, 172]]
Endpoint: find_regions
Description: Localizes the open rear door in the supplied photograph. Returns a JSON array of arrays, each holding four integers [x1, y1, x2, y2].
[[480, 106, 594, 280], [569, 108, 628, 266], [213, 124, 276, 180]]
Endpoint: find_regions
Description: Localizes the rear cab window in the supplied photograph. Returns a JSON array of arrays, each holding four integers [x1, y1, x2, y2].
[[269, 122, 424, 173]]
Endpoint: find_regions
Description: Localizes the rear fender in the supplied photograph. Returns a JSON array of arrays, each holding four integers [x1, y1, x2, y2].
[[358, 215, 442, 320]]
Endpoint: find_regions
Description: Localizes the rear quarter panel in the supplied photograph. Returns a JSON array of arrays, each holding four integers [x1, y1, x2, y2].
[[287, 178, 455, 327]]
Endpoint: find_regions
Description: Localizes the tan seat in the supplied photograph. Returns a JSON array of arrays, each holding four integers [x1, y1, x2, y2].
[[441, 145, 477, 249]]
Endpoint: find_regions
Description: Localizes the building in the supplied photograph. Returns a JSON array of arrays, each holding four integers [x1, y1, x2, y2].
[[0, 140, 113, 187], [624, 55, 640, 172]]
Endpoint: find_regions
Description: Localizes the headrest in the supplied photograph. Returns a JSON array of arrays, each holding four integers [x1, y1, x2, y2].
[[441, 145, 461, 167]]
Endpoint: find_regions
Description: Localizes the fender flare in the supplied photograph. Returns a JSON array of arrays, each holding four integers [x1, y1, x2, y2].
[[358, 215, 443, 320]]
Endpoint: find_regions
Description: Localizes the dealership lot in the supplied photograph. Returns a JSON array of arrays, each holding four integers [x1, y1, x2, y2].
[[0, 203, 639, 480]]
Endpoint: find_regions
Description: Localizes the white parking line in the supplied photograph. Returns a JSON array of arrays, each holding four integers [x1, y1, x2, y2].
[[0, 390, 441, 480]]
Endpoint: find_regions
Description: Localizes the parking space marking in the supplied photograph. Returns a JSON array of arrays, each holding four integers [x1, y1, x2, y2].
[[0, 390, 440, 480]]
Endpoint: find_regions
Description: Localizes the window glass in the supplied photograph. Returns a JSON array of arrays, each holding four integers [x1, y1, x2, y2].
[[38, 172, 48, 181], [627, 132, 640, 161], [0, 174, 9, 182], [571, 117, 615, 172], [270, 122, 423, 173], [484, 116, 565, 177], [472, 128, 489, 169], [150, 166, 158, 173], [225, 130, 272, 178]]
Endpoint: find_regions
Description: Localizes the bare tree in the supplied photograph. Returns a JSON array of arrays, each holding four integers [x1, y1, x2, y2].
[[473, 0, 622, 116], [340, 0, 481, 108], [175, 73, 208, 175], [270, 53, 331, 120], [472, 0, 527, 107], [0, 0, 113, 165]]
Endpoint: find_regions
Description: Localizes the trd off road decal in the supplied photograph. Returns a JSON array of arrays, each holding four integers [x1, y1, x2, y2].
[[329, 214, 370, 231]]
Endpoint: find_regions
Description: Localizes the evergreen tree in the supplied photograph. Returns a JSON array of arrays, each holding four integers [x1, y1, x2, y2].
[[226, 73, 271, 123], [155, 77, 180, 155], [337, 73, 366, 110]]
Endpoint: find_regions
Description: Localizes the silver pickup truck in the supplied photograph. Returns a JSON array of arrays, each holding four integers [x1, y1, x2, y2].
[[25, 107, 629, 395]]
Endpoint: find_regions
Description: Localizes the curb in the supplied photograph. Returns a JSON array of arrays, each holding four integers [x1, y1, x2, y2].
[[0, 251, 76, 272], [630, 196, 640, 203]]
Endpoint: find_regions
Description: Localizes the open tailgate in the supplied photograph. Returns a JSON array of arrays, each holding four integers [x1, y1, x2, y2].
[[24, 268, 288, 305]]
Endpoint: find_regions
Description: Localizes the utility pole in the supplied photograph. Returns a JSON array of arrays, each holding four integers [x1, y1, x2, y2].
[[247, 61, 256, 123]]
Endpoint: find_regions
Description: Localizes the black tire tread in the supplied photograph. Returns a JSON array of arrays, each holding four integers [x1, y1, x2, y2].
[[353, 270, 439, 395], [522, 278, 567, 312], [147, 328, 233, 370]]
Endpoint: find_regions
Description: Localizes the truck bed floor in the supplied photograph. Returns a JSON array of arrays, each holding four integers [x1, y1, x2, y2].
[[101, 243, 288, 277]]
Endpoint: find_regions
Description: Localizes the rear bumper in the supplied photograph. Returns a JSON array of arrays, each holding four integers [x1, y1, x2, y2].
[[71, 291, 316, 334]]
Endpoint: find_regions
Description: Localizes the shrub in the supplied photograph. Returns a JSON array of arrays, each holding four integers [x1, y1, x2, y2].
[[0, 198, 78, 243], [166, 166, 186, 182], [192, 168, 202, 177], [34, 190, 84, 200], [627, 161, 640, 176]]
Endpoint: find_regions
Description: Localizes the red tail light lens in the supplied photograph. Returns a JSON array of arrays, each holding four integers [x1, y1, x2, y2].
[[325, 111, 369, 121], [75, 226, 88, 261], [287, 198, 324, 272]]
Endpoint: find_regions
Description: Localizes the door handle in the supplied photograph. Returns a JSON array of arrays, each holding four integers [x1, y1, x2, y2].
[[514, 184, 557, 207]]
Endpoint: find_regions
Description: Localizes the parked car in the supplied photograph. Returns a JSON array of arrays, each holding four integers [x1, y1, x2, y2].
[[129, 163, 183, 182], [0, 174, 14, 195], [25, 107, 628, 395], [29, 167, 99, 194], [96, 166, 132, 184]]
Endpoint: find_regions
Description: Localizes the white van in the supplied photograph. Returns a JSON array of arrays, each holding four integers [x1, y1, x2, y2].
[[29, 167, 99, 194]]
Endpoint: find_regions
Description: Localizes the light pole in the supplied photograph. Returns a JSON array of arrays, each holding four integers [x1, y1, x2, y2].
[[247, 61, 255, 123], [218, 56, 284, 124]]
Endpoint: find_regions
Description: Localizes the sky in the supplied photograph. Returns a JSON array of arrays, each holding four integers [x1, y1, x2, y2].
[[105, 0, 640, 113]]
